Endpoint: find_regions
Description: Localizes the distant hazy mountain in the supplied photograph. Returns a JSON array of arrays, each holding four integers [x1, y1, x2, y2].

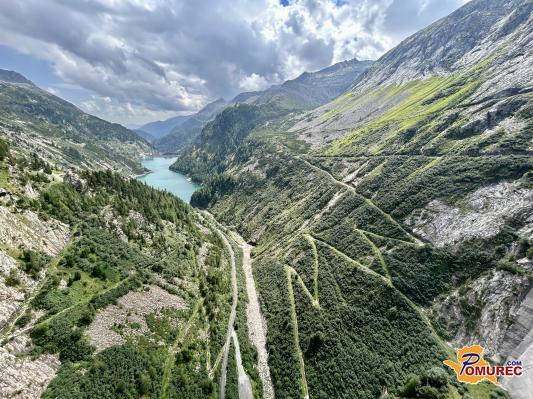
[[157, 58, 372, 154], [234, 58, 373, 110], [0, 69, 152, 175], [138, 114, 192, 142], [154, 98, 228, 153], [134, 129, 155, 143]]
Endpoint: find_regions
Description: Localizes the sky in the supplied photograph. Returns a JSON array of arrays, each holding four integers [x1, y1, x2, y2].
[[0, 0, 469, 127]]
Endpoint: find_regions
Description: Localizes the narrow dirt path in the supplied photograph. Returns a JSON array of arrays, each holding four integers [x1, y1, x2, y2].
[[203, 212, 252, 399], [213, 222, 239, 399], [356, 229, 391, 281], [285, 265, 310, 399], [313, 235, 451, 355], [160, 299, 202, 399], [298, 157, 422, 245]]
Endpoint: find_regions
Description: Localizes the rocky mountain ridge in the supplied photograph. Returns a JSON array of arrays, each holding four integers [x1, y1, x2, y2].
[[155, 58, 372, 154], [288, 0, 533, 151], [0, 70, 152, 175]]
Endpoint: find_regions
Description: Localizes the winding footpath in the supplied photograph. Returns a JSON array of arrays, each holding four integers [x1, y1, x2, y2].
[[203, 212, 253, 399]]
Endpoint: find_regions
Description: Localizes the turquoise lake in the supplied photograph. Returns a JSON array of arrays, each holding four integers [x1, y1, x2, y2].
[[137, 157, 199, 203]]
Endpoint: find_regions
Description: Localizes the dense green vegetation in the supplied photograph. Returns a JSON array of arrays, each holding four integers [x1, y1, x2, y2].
[[191, 173, 236, 208], [172, 104, 265, 182], [256, 237, 448, 399], [0, 167, 235, 398], [43, 345, 163, 398], [0, 135, 8, 160], [20, 249, 51, 279]]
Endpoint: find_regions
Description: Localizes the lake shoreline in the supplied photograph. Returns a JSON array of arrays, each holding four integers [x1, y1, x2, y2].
[[136, 156, 199, 203]]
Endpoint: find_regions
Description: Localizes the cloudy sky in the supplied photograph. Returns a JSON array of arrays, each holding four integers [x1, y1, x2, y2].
[[0, 0, 468, 126]]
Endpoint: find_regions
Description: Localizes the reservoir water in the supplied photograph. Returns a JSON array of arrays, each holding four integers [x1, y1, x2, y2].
[[137, 156, 199, 203]]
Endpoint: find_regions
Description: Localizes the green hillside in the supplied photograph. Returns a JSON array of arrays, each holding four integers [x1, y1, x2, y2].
[[0, 72, 152, 175], [173, 1, 532, 398]]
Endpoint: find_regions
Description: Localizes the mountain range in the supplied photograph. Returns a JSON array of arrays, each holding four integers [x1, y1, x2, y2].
[[173, 1, 533, 398], [150, 57, 372, 154], [0, 69, 152, 175], [136, 114, 192, 143]]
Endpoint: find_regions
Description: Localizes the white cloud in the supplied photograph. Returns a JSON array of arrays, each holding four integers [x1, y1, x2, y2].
[[239, 73, 270, 91], [0, 0, 467, 124], [80, 94, 182, 125]]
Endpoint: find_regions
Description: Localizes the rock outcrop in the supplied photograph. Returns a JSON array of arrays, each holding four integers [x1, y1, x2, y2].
[[0, 335, 60, 399], [501, 282, 533, 399], [63, 171, 87, 193], [405, 182, 532, 247], [0, 207, 70, 257], [431, 268, 530, 360]]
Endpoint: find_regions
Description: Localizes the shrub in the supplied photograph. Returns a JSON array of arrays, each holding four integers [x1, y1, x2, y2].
[[0, 137, 9, 161], [5, 269, 20, 287]]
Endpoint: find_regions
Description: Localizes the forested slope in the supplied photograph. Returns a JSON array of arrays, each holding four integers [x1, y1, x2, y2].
[[0, 70, 152, 175], [177, 1, 533, 398], [0, 128, 259, 398]]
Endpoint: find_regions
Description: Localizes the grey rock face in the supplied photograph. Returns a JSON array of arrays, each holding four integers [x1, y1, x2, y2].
[[0, 335, 60, 399], [351, 0, 531, 91], [0, 207, 70, 257], [235, 58, 373, 110], [405, 182, 533, 247], [290, 0, 533, 149], [0, 252, 27, 329], [431, 269, 530, 360], [0, 69, 34, 85], [0, 188, 12, 202], [501, 281, 533, 399], [62, 171, 87, 193]]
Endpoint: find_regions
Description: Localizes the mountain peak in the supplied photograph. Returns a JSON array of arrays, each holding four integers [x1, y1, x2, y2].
[[351, 0, 531, 92], [0, 69, 35, 85]]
